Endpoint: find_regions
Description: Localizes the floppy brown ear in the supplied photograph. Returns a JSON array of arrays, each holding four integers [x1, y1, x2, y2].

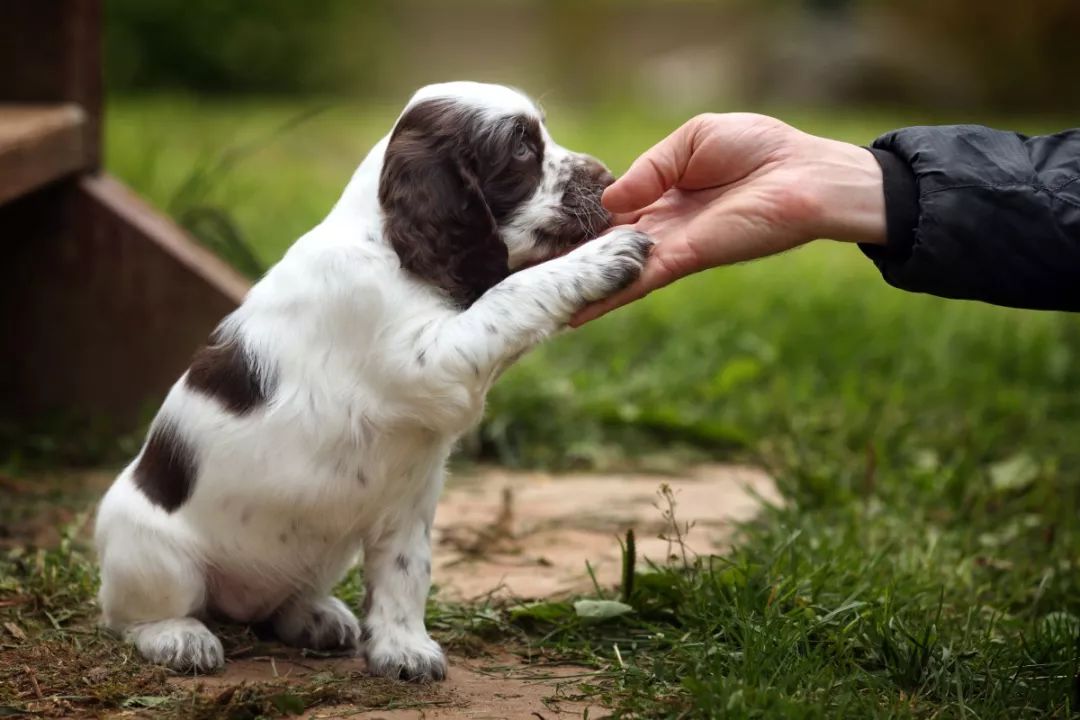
[[378, 99, 510, 309]]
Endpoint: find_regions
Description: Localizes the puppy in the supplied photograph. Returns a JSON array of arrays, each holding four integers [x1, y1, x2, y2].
[[94, 82, 653, 680]]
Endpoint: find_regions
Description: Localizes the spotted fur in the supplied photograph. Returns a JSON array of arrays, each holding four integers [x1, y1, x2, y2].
[[94, 82, 654, 681]]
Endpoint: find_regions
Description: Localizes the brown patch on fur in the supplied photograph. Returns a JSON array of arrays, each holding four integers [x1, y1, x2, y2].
[[186, 332, 268, 415], [379, 99, 544, 308], [133, 423, 198, 512]]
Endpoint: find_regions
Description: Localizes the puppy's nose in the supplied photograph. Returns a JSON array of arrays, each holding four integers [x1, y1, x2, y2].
[[579, 157, 615, 188]]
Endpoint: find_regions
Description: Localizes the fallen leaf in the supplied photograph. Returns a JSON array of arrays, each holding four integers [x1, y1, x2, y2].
[[3, 622, 26, 641], [510, 601, 573, 623], [989, 454, 1039, 492], [122, 696, 172, 709], [573, 600, 634, 621]]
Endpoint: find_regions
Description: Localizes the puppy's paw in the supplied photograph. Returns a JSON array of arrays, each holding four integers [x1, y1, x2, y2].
[[273, 596, 361, 652], [128, 617, 225, 673], [363, 624, 447, 682], [572, 228, 654, 301]]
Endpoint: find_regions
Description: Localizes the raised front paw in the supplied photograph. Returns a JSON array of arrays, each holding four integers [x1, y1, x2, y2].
[[363, 623, 448, 682], [572, 228, 655, 301], [273, 596, 362, 652]]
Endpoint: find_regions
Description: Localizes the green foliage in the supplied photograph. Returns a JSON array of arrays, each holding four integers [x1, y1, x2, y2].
[[161, 105, 332, 279], [105, 0, 393, 94], [101, 1, 1080, 114], [0, 411, 147, 471]]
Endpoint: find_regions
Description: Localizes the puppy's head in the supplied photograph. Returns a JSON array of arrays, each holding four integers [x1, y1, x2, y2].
[[378, 82, 614, 308]]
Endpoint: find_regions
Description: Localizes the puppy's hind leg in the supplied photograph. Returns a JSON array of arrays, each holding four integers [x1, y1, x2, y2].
[[273, 595, 362, 652], [97, 510, 223, 672]]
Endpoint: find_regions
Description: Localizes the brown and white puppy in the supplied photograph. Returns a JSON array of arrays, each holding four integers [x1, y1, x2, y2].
[[94, 82, 653, 680]]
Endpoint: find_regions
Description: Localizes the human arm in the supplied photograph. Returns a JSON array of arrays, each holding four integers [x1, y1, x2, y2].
[[862, 125, 1080, 311], [573, 115, 1080, 325]]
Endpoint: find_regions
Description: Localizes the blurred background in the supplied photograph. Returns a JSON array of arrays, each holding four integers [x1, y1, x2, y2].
[[29, 0, 1080, 472], [108, 0, 1080, 113]]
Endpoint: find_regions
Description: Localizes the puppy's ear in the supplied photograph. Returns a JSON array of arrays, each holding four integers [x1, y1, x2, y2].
[[379, 99, 509, 308]]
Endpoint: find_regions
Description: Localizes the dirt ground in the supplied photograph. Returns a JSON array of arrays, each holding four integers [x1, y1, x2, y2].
[[433, 464, 778, 600], [3, 464, 777, 719], [171, 652, 604, 719]]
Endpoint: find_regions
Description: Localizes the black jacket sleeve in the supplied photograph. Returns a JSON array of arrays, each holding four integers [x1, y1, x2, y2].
[[860, 125, 1080, 311]]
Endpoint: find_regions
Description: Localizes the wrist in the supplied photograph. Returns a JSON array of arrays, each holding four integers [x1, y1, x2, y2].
[[801, 138, 887, 246]]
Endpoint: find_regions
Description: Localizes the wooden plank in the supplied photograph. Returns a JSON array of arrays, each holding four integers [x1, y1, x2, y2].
[[0, 174, 250, 428], [63, 0, 103, 169], [80, 175, 251, 305], [0, 0, 102, 170], [0, 104, 86, 205]]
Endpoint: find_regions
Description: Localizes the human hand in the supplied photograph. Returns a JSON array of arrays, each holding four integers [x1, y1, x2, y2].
[[572, 113, 886, 325]]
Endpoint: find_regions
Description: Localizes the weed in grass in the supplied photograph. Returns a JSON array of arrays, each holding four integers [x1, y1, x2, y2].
[[166, 104, 331, 280]]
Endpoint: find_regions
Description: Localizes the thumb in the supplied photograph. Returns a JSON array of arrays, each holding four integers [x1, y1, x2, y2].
[[602, 118, 699, 213]]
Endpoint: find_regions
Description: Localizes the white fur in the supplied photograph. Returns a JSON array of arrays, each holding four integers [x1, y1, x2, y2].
[[95, 81, 652, 679]]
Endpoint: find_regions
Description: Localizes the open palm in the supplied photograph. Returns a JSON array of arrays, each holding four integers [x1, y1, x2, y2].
[[572, 113, 884, 325]]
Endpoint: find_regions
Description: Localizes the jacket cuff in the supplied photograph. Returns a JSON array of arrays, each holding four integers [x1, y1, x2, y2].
[[860, 147, 918, 263]]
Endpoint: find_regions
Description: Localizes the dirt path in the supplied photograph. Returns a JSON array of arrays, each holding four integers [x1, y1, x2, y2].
[[173, 652, 603, 719], [433, 464, 777, 600]]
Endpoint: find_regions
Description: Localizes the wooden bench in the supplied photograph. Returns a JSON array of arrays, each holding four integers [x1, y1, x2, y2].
[[0, 0, 250, 432]]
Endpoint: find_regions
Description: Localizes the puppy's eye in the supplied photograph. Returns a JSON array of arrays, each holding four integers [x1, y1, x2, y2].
[[512, 139, 534, 162]]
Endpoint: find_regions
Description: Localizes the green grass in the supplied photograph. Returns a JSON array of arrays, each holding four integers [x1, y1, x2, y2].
[[4, 96, 1076, 718]]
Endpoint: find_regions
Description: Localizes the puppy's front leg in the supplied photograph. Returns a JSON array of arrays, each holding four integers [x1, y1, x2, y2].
[[361, 507, 445, 682], [435, 228, 654, 375]]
